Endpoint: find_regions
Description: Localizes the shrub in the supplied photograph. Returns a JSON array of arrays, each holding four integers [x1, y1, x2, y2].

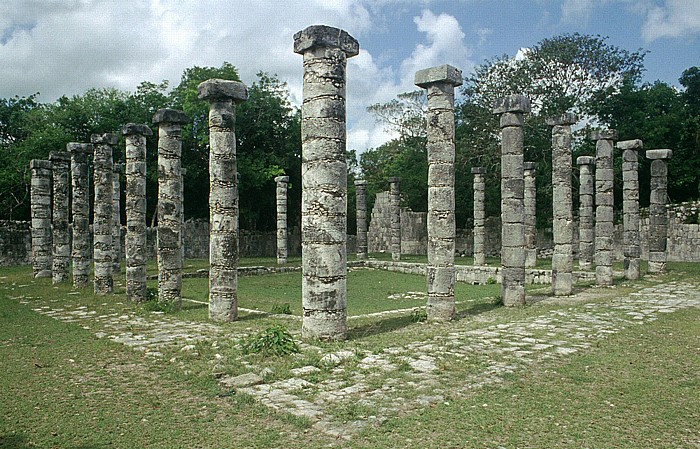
[[241, 324, 300, 356]]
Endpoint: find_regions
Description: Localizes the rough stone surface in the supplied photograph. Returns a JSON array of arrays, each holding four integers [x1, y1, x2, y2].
[[91, 133, 116, 294], [617, 140, 643, 280], [550, 114, 576, 295], [389, 177, 401, 261], [471, 167, 486, 266], [199, 80, 247, 322], [275, 176, 290, 265], [647, 149, 672, 273], [354, 180, 368, 259], [49, 151, 71, 284], [494, 95, 529, 306], [576, 156, 595, 271], [29, 159, 52, 278], [523, 162, 537, 268], [296, 25, 357, 340], [112, 163, 122, 275], [68, 143, 92, 287], [123, 125, 151, 302], [592, 129, 617, 286], [154, 110, 189, 307], [417, 65, 460, 321]]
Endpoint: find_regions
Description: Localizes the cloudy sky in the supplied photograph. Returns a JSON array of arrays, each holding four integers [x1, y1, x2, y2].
[[1, 0, 699, 153]]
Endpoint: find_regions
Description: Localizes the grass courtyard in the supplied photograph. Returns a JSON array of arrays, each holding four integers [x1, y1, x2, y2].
[[1, 258, 698, 448]]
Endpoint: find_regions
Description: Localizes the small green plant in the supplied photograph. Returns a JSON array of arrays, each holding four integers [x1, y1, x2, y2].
[[486, 276, 497, 284], [411, 308, 427, 322], [142, 287, 178, 313], [270, 302, 292, 315], [241, 324, 300, 356]]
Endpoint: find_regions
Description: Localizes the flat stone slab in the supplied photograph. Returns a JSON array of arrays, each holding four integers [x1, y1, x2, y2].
[[590, 129, 618, 140], [197, 78, 248, 102], [293, 25, 359, 56], [646, 149, 673, 160], [414, 64, 463, 87], [152, 108, 190, 125], [492, 94, 530, 114], [576, 155, 595, 165], [122, 123, 153, 136], [546, 112, 578, 126], [220, 373, 264, 388], [616, 139, 643, 150]]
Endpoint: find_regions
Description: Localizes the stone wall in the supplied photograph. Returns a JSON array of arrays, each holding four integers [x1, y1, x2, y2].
[[368, 190, 427, 254], [0, 220, 32, 266]]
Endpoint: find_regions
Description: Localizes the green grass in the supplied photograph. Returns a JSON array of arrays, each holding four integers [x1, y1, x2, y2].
[[1, 260, 699, 448]]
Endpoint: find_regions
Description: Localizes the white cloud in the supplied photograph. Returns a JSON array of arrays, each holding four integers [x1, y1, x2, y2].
[[560, 0, 600, 25], [399, 10, 472, 87], [640, 0, 700, 42]]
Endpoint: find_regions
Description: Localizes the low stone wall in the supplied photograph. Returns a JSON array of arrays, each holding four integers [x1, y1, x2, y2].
[[351, 260, 596, 285]]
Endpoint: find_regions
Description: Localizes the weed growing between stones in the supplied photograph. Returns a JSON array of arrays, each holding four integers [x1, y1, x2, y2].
[[271, 302, 293, 315], [241, 324, 300, 356], [411, 308, 427, 322], [142, 287, 179, 313]]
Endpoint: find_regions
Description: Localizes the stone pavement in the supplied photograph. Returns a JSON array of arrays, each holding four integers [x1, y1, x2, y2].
[[12, 275, 700, 440]]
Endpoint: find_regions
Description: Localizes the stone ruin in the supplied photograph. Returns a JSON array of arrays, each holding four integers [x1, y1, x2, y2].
[[20, 23, 681, 342]]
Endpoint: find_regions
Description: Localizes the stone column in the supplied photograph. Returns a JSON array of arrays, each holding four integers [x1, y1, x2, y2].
[[547, 113, 577, 295], [275, 175, 290, 265], [576, 156, 595, 271], [122, 124, 152, 302], [294, 25, 359, 341], [112, 163, 122, 275], [523, 161, 537, 268], [617, 139, 643, 280], [68, 143, 92, 288], [389, 176, 401, 261], [91, 133, 117, 295], [416, 64, 462, 321], [591, 129, 617, 286], [471, 167, 486, 266], [198, 79, 248, 322], [153, 109, 190, 307], [493, 95, 530, 306], [354, 180, 368, 260], [29, 159, 52, 278], [646, 149, 673, 274], [49, 151, 71, 284]]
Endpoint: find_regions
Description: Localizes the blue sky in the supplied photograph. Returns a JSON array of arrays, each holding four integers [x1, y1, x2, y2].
[[1, 0, 698, 153]]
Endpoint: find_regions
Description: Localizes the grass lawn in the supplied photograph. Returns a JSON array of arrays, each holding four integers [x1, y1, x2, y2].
[[1, 260, 698, 448]]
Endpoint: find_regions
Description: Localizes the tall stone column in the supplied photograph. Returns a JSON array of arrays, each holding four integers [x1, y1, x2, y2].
[[91, 133, 117, 295], [294, 25, 359, 340], [471, 167, 486, 266], [389, 176, 401, 261], [68, 143, 92, 287], [646, 149, 673, 274], [591, 129, 617, 286], [547, 113, 577, 295], [523, 161, 537, 268], [275, 175, 290, 265], [198, 79, 248, 322], [617, 139, 643, 280], [29, 159, 52, 278], [123, 124, 152, 302], [153, 109, 190, 307], [576, 156, 595, 271], [354, 180, 368, 260], [49, 151, 71, 284], [112, 163, 122, 275], [416, 64, 462, 321], [493, 95, 530, 306]]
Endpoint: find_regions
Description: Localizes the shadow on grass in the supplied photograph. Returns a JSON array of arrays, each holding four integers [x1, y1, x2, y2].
[[0, 434, 106, 449], [348, 299, 502, 339]]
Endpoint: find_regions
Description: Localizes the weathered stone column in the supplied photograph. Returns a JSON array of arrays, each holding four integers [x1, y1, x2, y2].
[[112, 163, 122, 275], [198, 79, 248, 321], [493, 95, 530, 306], [123, 124, 152, 302], [471, 167, 486, 266], [617, 139, 643, 280], [275, 175, 290, 265], [646, 149, 673, 274], [68, 143, 92, 287], [591, 129, 617, 286], [416, 64, 462, 321], [547, 113, 577, 295], [153, 109, 190, 307], [91, 133, 117, 295], [389, 176, 401, 261], [523, 161, 537, 268], [49, 151, 71, 284], [354, 179, 368, 260], [29, 159, 52, 278], [576, 156, 595, 271], [294, 25, 359, 340]]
